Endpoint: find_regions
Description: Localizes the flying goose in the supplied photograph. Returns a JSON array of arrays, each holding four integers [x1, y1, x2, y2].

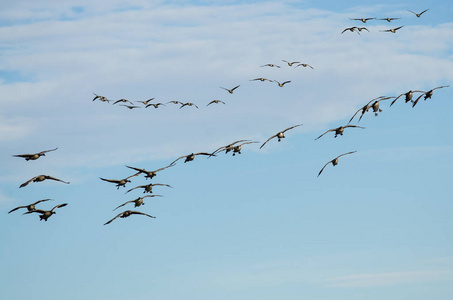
[[390, 90, 424, 106], [125, 164, 173, 180], [180, 102, 199, 109], [209, 140, 252, 157], [261, 64, 281, 68], [367, 96, 394, 116], [145, 103, 165, 109], [207, 100, 226, 106], [13, 147, 58, 161], [170, 152, 213, 165], [8, 199, 52, 214], [282, 60, 300, 67], [274, 80, 291, 87], [250, 78, 273, 82], [348, 96, 393, 123], [260, 124, 303, 149], [100, 173, 139, 189], [350, 17, 375, 23], [167, 100, 183, 105], [120, 104, 140, 109], [113, 98, 134, 105], [125, 183, 172, 194], [315, 125, 364, 140], [341, 27, 360, 34], [356, 27, 370, 33], [20, 175, 70, 188], [231, 141, 259, 156], [380, 26, 404, 33], [412, 85, 450, 107], [104, 210, 156, 225], [136, 98, 155, 105], [23, 203, 68, 221], [93, 93, 110, 102], [407, 9, 429, 17], [113, 195, 163, 211], [220, 85, 240, 94], [378, 17, 401, 22], [318, 151, 357, 177], [294, 63, 314, 69]]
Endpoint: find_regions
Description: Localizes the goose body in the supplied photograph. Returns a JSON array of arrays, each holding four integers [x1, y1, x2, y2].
[[8, 199, 52, 214], [20, 175, 69, 188], [318, 151, 357, 177], [104, 210, 156, 225], [13, 147, 58, 161]]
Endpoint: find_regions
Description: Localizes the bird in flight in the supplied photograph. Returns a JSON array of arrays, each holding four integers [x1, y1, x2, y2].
[[318, 151, 357, 177], [120, 105, 140, 109], [282, 60, 300, 67], [220, 85, 240, 94], [209, 140, 252, 157], [390, 90, 424, 107], [348, 96, 391, 123], [23, 203, 68, 221], [113, 98, 134, 105], [250, 78, 273, 82], [136, 98, 155, 105], [207, 100, 226, 106], [315, 125, 365, 140], [8, 199, 52, 214], [407, 9, 429, 18], [260, 124, 303, 149], [113, 195, 163, 211], [295, 63, 314, 69], [356, 27, 370, 33], [350, 17, 375, 23], [170, 152, 213, 165], [341, 27, 360, 34], [380, 26, 404, 33], [366, 96, 394, 117], [412, 85, 450, 107], [167, 100, 183, 105], [20, 175, 70, 188], [180, 102, 199, 109], [261, 64, 281, 68], [274, 80, 291, 87], [104, 210, 156, 225], [378, 17, 401, 22], [145, 103, 165, 109], [125, 183, 172, 194], [231, 141, 259, 156], [100, 173, 139, 189], [125, 164, 173, 180], [92, 93, 110, 102], [13, 147, 58, 161]]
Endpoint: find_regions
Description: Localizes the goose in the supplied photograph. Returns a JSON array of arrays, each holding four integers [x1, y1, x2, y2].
[[350, 17, 375, 23], [220, 85, 240, 94], [112, 98, 134, 105], [207, 100, 226, 106], [318, 151, 357, 177], [136, 98, 155, 105], [260, 124, 303, 149], [356, 27, 370, 33], [8, 199, 52, 214], [113, 195, 163, 211], [170, 152, 213, 165], [348, 103, 370, 124], [104, 210, 156, 225], [274, 80, 291, 87], [231, 141, 258, 156], [378, 17, 401, 22], [125, 183, 172, 194], [125, 164, 173, 180], [294, 63, 314, 69], [380, 26, 404, 33], [412, 85, 450, 107], [282, 60, 300, 67], [250, 78, 273, 82], [260, 64, 281, 68], [341, 27, 359, 34], [390, 90, 424, 106], [408, 9, 429, 17], [145, 103, 165, 109], [20, 175, 70, 188], [13, 147, 58, 161], [348, 96, 393, 123], [100, 173, 139, 189], [23, 203, 68, 221], [209, 140, 252, 157], [120, 104, 140, 109], [368, 96, 394, 116], [92, 93, 110, 102], [180, 102, 199, 109], [167, 100, 183, 105], [315, 125, 365, 140]]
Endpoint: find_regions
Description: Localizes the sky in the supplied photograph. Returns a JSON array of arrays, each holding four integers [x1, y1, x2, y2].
[[1, 0, 452, 299]]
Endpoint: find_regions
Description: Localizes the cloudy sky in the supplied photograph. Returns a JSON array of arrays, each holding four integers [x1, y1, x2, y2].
[[1, 0, 452, 299]]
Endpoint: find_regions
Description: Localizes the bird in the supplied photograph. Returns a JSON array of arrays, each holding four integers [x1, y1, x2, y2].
[[112, 98, 134, 105], [407, 9, 429, 18], [136, 98, 155, 105], [380, 26, 404, 33], [145, 103, 165, 109], [125, 183, 172, 194], [412, 86, 450, 107], [274, 80, 291, 87], [100, 173, 139, 189], [207, 100, 226, 106], [120, 105, 140, 109], [282, 60, 300, 67], [356, 27, 370, 33], [180, 102, 199, 109], [348, 96, 393, 123], [170, 152, 213, 165], [350, 17, 375, 23], [294, 63, 314, 69], [23, 203, 68, 221], [390, 90, 424, 106], [260, 124, 303, 149], [166, 100, 183, 105], [367, 96, 394, 116], [341, 27, 360, 34], [231, 141, 259, 156], [348, 103, 371, 124], [13, 147, 58, 161], [20, 175, 70, 188], [260, 64, 281, 68], [113, 195, 163, 211], [8, 199, 52, 214], [209, 140, 252, 157], [220, 85, 240, 94], [104, 210, 156, 225], [92, 93, 110, 102], [125, 164, 173, 180], [378, 17, 401, 22], [250, 78, 273, 82], [318, 151, 357, 177], [315, 125, 365, 140]]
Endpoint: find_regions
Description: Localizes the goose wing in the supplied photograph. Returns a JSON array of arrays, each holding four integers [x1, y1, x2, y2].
[[50, 203, 68, 212], [317, 160, 332, 177], [125, 185, 146, 194], [19, 176, 38, 188], [113, 200, 134, 211], [104, 212, 125, 225], [129, 211, 156, 219], [8, 205, 28, 213], [315, 129, 335, 140], [45, 175, 70, 184], [100, 177, 121, 184], [39, 147, 58, 154]]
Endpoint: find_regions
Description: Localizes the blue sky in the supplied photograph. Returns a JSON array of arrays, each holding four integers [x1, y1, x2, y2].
[[1, 1, 452, 299]]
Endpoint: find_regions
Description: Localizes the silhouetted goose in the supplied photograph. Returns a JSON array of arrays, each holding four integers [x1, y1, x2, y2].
[[356, 27, 370, 33], [167, 100, 183, 105], [315, 125, 364, 140], [207, 100, 226, 106], [261, 64, 281, 68], [100, 173, 139, 189], [390, 90, 424, 106], [260, 124, 303, 149], [170, 152, 213, 165], [180, 102, 199, 109], [408, 9, 429, 17], [348, 96, 390, 124], [341, 27, 359, 34], [282, 60, 300, 66], [8, 199, 52, 214], [220, 85, 240, 94], [125, 183, 172, 194], [380, 26, 404, 33], [145, 103, 165, 109], [120, 104, 140, 109], [378, 17, 401, 22], [93, 93, 110, 102], [295, 63, 314, 69], [368, 96, 394, 116], [274, 80, 291, 87], [250, 78, 273, 82], [350, 17, 375, 23], [136, 98, 155, 105], [412, 85, 450, 107], [209, 140, 252, 157], [318, 151, 357, 177], [104, 210, 156, 225], [232, 141, 258, 156], [20, 175, 70, 188], [113, 98, 134, 105], [125, 164, 173, 180], [13, 147, 58, 161], [113, 195, 163, 211], [23, 203, 68, 221]]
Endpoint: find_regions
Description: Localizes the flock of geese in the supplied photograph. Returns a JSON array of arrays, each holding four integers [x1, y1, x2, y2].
[[7, 7, 450, 225]]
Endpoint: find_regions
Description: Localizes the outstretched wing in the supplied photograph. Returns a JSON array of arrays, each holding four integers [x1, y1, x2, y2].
[[45, 176, 70, 184], [39, 147, 58, 155], [8, 205, 27, 214], [33, 198, 52, 205], [129, 211, 156, 219], [317, 161, 332, 177], [104, 212, 124, 225], [113, 200, 134, 211], [50, 203, 68, 212], [315, 129, 334, 140], [230, 85, 240, 92], [100, 177, 120, 184], [337, 151, 357, 159], [125, 185, 146, 194], [169, 155, 188, 166], [259, 134, 278, 149], [19, 176, 37, 188]]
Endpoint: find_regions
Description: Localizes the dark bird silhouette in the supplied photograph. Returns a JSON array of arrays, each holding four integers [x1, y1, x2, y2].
[[113, 98, 134, 105], [295, 63, 314, 69], [231, 141, 259, 156], [180, 102, 199, 109], [315, 125, 364, 140], [220, 85, 240, 94], [261, 64, 281, 68], [341, 27, 360, 34], [207, 100, 226, 106], [145, 103, 165, 109], [318, 151, 357, 177], [390, 90, 424, 106], [282, 60, 300, 67], [13, 147, 58, 161], [250, 78, 273, 82], [367, 96, 394, 116], [380, 26, 404, 33], [348, 96, 393, 123], [104, 210, 156, 225], [23, 203, 68, 221], [170, 152, 213, 165], [274, 80, 291, 87], [356, 27, 370, 33], [350, 17, 375, 23], [120, 105, 140, 109], [209, 140, 252, 157], [136, 98, 155, 105], [125, 164, 173, 180], [408, 9, 429, 18], [8, 199, 52, 214], [20, 175, 70, 188], [166, 100, 183, 105], [260, 124, 303, 149], [113, 195, 163, 211], [125, 183, 172, 194], [378, 17, 401, 22], [412, 85, 450, 107], [100, 173, 139, 189], [92, 93, 110, 102]]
